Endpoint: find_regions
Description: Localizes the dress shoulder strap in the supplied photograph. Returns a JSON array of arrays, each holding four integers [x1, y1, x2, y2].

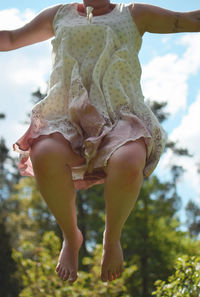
[[53, 3, 72, 33]]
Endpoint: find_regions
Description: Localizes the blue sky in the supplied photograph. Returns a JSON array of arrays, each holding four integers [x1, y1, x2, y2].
[[1, 0, 200, 228], [1, 0, 200, 11]]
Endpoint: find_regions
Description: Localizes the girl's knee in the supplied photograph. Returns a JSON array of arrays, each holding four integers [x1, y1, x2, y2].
[[30, 135, 85, 168], [105, 139, 146, 179], [30, 137, 66, 165]]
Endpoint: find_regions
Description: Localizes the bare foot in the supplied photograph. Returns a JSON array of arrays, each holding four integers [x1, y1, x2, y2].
[[56, 229, 83, 283], [101, 236, 124, 282]]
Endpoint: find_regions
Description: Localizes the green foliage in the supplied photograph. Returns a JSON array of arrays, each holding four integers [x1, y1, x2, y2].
[[1, 84, 199, 296], [121, 175, 200, 297], [0, 133, 21, 199], [6, 177, 61, 249], [77, 185, 105, 247], [152, 255, 200, 297], [5, 169, 200, 297], [0, 219, 22, 296], [12, 231, 137, 297], [185, 200, 200, 238]]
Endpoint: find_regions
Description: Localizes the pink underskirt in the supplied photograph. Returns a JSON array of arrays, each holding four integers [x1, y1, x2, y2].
[[13, 99, 153, 190]]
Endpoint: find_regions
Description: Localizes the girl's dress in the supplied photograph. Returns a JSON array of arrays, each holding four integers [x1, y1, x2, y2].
[[13, 2, 167, 190]]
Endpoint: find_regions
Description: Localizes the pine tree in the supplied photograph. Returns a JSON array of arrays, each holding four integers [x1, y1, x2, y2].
[[0, 218, 22, 297]]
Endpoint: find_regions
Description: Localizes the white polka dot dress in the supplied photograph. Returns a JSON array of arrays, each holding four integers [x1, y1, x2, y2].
[[13, 2, 167, 190]]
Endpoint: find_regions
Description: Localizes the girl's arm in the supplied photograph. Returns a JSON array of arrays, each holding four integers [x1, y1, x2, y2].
[[131, 3, 200, 36], [0, 4, 62, 51]]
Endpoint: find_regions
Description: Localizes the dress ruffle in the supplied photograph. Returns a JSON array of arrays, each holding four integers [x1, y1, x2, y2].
[[13, 94, 153, 190]]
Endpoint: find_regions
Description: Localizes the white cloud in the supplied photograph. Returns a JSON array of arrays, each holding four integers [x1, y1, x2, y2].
[[162, 36, 171, 44], [172, 96, 200, 150], [177, 33, 200, 76], [142, 53, 188, 115], [141, 33, 200, 202], [0, 8, 51, 155], [5, 50, 50, 89], [0, 8, 35, 29], [160, 91, 200, 200], [141, 33, 200, 116]]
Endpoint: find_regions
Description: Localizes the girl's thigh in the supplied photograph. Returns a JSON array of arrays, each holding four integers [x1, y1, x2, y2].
[[30, 132, 86, 167]]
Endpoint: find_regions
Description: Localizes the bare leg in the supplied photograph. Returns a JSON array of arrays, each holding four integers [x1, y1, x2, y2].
[[101, 139, 146, 282], [30, 134, 86, 283]]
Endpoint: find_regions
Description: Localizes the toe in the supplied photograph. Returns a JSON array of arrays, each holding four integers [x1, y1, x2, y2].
[[108, 271, 113, 282], [61, 269, 66, 280], [101, 270, 108, 282], [68, 270, 77, 283], [63, 270, 70, 281], [58, 267, 64, 278], [112, 271, 117, 280], [116, 268, 121, 277], [116, 271, 120, 278], [120, 265, 124, 273], [56, 263, 61, 272]]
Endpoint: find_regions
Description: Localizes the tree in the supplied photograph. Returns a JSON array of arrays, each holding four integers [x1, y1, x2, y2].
[[0, 114, 24, 296], [12, 231, 137, 297], [0, 136, 20, 199], [4, 89, 199, 296], [185, 200, 200, 238], [152, 255, 200, 297], [120, 174, 200, 297], [5, 177, 62, 250], [0, 114, 22, 199], [0, 217, 22, 297]]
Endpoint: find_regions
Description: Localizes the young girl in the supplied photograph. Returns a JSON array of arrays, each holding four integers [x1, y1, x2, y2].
[[0, 0, 199, 284]]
